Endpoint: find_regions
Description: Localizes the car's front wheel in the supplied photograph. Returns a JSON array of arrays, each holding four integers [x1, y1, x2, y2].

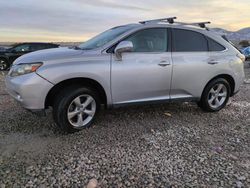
[[0, 58, 9, 71], [53, 86, 100, 133], [199, 78, 231, 112]]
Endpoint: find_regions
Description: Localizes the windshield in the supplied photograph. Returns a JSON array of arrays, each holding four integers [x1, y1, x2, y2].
[[78, 25, 136, 50]]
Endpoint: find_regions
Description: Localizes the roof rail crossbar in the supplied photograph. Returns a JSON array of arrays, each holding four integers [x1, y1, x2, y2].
[[176, 21, 211, 28], [139, 17, 177, 24], [175, 21, 211, 30], [139, 17, 211, 30]]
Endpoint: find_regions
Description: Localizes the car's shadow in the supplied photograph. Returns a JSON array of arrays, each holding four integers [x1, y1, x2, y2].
[[0, 100, 203, 136]]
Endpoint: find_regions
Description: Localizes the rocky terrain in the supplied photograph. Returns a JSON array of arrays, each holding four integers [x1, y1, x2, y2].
[[0, 64, 249, 187]]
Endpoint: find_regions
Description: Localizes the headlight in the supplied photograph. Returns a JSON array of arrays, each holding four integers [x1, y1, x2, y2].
[[9, 62, 43, 77]]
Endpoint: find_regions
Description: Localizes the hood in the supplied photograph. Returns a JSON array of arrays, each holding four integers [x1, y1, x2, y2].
[[13, 47, 84, 65]]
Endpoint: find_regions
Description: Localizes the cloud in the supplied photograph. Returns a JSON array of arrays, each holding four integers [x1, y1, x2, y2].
[[71, 0, 150, 11], [0, 0, 249, 42]]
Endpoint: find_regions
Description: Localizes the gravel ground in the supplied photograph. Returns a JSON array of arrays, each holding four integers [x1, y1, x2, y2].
[[0, 64, 250, 187]]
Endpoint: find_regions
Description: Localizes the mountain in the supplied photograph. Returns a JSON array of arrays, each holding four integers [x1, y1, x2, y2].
[[211, 27, 250, 41], [0, 27, 249, 47]]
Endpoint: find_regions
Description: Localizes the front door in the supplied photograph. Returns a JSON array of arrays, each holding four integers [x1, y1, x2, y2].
[[111, 28, 173, 105]]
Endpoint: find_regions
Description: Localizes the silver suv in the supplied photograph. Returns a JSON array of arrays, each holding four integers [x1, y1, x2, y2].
[[5, 17, 245, 132]]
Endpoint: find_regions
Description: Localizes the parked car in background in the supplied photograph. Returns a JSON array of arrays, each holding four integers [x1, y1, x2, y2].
[[0, 46, 9, 52], [5, 17, 245, 133], [241, 46, 250, 61], [0, 43, 59, 70]]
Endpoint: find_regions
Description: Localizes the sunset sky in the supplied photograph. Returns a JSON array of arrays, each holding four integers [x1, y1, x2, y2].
[[0, 0, 250, 42]]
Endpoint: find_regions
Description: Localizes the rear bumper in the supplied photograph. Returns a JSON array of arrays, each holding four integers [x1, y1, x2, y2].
[[233, 76, 244, 96], [5, 72, 54, 110]]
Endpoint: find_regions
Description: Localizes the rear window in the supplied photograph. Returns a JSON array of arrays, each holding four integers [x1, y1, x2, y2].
[[221, 35, 242, 53], [172, 29, 208, 52], [207, 37, 226, 51]]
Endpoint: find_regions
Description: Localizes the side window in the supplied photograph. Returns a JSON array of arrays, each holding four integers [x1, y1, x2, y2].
[[30, 44, 40, 51], [47, 44, 58, 49], [125, 28, 168, 52], [30, 44, 47, 51], [172, 29, 208, 52], [207, 37, 226, 51], [14, 44, 30, 52], [46, 44, 53, 49]]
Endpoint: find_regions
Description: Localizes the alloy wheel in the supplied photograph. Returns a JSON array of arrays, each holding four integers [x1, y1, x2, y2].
[[207, 83, 228, 109], [67, 95, 96, 128], [0, 59, 7, 71]]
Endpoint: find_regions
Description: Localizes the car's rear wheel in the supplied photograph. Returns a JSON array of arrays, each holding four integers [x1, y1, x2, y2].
[[0, 58, 9, 71], [199, 78, 231, 112], [53, 86, 100, 133]]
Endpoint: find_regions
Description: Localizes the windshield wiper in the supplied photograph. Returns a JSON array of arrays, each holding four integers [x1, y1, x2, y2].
[[69, 45, 93, 50], [79, 48, 93, 50], [68, 45, 82, 50]]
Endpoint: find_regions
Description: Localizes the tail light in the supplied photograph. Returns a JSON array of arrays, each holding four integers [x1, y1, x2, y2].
[[237, 53, 246, 62]]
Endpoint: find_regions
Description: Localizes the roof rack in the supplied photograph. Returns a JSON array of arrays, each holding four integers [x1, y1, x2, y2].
[[139, 17, 211, 30], [175, 21, 211, 30], [139, 17, 177, 24]]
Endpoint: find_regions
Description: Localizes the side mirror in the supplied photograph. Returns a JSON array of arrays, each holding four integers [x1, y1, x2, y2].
[[114, 41, 133, 60]]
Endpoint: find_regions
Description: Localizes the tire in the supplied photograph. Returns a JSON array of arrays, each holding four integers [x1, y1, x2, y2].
[[0, 58, 9, 71], [53, 86, 100, 133], [199, 78, 231, 112]]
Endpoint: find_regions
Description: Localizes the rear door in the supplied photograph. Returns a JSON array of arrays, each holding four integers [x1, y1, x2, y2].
[[111, 28, 173, 105], [170, 28, 216, 99]]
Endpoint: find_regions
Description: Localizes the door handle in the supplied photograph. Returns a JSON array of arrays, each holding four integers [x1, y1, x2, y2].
[[158, 61, 171, 67], [208, 60, 219, 65]]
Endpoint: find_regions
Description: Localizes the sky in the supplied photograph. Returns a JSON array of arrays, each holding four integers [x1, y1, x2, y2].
[[0, 0, 250, 42]]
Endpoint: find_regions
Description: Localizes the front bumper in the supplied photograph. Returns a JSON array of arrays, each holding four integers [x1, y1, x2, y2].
[[5, 72, 54, 110]]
